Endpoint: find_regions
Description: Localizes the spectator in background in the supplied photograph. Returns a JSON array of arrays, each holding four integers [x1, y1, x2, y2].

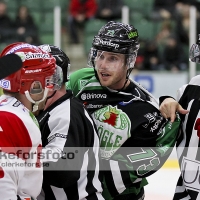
[[68, 0, 97, 44], [95, 0, 124, 21], [162, 35, 187, 72], [156, 20, 174, 47], [0, 0, 14, 43], [176, 0, 200, 13], [155, 20, 175, 68], [13, 5, 40, 45], [152, 0, 177, 20], [133, 39, 145, 71], [143, 40, 163, 70], [175, 2, 190, 46]]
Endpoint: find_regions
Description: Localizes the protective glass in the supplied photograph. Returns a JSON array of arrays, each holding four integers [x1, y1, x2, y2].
[[94, 50, 125, 71], [29, 65, 63, 94], [52, 65, 63, 90], [88, 48, 137, 70], [189, 43, 200, 63]]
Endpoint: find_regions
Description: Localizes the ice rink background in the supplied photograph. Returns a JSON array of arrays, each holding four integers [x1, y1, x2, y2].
[[145, 147, 180, 200]]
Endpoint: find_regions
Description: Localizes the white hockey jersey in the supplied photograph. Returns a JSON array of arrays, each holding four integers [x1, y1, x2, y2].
[[0, 95, 43, 200]]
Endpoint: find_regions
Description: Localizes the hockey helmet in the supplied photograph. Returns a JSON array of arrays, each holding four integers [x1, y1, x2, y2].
[[88, 21, 140, 70], [190, 34, 200, 63], [39, 44, 70, 84], [0, 43, 56, 94]]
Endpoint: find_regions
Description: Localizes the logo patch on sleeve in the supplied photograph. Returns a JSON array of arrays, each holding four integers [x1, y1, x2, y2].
[[0, 79, 11, 90]]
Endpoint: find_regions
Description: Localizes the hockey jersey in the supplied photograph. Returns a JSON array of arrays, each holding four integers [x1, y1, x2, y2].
[[66, 68, 181, 199], [173, 75, 200, 200], [0, 94, 43, 200], [37, 90, 104, 200]]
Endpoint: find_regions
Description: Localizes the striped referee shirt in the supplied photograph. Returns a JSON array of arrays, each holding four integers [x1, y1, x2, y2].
[[37, 90, 104, 200], [174, 75, 200, 200]]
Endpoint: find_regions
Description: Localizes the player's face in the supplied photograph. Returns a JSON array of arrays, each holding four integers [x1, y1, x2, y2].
[[95, 51, 128, 90]]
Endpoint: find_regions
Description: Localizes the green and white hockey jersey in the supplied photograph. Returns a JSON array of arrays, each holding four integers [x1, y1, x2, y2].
[[66, 67, 180, 200]]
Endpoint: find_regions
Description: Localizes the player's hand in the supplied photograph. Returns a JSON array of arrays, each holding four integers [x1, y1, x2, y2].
[[159, 98, 189, 122]]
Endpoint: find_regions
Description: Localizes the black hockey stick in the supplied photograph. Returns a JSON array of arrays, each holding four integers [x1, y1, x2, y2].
[[0, 54, 23, 79]]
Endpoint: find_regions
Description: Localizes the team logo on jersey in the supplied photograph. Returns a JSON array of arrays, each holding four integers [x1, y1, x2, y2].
[[92, 105, 131, 159], [143, 112, 163, 132], [0, 79, 11, 90], [83, 102, 103, 109], [12, 100, 21, 107], [79, 80, 88, 90], [81, 93, 107, 100], [103, 106, 120, 126], [150, 119, 163, 133], [142, 112, 157, 128]]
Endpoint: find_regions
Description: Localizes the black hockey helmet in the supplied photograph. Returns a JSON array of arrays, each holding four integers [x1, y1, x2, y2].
[[190, 34, 200, 63], [88, 21, 140, 71], [39, 44, 70, 83], [92, 21, 139, 54]]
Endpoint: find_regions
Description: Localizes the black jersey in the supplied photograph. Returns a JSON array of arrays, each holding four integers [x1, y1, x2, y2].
[[37, 90, 104, 200], [66, 68, 181, 200]]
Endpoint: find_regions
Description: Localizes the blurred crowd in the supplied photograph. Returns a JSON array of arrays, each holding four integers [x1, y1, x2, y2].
[[1, 0, 200, 72], [66, 0, 200, 72], [135, 0, 200, 72], [0, 0, 40, 45]]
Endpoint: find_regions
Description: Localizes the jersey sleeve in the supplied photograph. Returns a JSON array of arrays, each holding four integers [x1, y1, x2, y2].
[[66, 68, 96, 96], [41, 105, 70, 163], [65, 69, 84, 94]]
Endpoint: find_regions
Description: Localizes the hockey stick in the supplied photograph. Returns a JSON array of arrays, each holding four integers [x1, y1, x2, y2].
[[0, 54, 23, 79]]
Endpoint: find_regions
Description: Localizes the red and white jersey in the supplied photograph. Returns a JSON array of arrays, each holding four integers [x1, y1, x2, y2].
[[0, 95, 43, 200]]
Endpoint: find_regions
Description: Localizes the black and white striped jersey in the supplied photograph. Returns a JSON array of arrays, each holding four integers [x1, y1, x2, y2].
[[37, 90, 104, 200], [173, 75, 200, 200]]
